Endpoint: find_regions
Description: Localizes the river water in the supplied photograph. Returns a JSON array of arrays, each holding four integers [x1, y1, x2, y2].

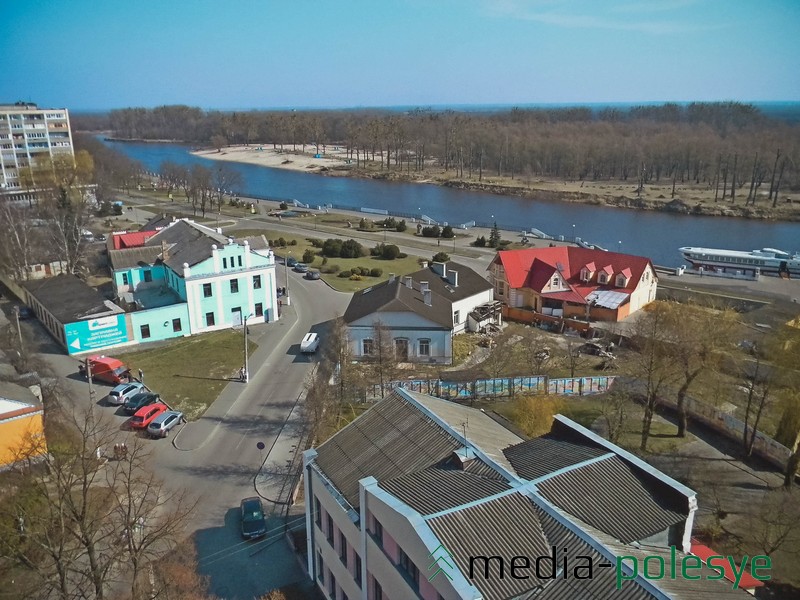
[[103, 139, 800, 267]]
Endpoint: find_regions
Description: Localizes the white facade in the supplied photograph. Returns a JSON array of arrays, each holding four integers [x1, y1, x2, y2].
[[0, 103, 74, 201], [347, 311, 453, 364], [451, 288, 494, 334]]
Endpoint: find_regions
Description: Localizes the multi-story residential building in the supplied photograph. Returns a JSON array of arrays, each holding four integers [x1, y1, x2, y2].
[[489, 247, 658, 324], [0, 102, 74, 202], [304, 388, 750, 599]]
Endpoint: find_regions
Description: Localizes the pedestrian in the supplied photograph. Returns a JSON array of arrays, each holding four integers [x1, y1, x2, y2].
[[138, 368, 144, 382], [438, 239, 440, 246], [239, 366, 246, 381]]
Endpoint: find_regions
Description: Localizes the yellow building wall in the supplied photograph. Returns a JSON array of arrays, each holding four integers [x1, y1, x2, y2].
[[0, 413, 47, 467]]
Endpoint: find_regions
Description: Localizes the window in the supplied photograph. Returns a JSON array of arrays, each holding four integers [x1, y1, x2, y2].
[[223, 257, 227, 269], [495, 281, 506, 296], [205, 312, 215, 327], [314, 498, 322, 528], [616, 274, 627, 287], [172, 318, 182, 333], [253, 275, 262, 289], [598, 273, 608, 284], [372, 518, 383, 546], [255, 303, 263, 317], [143, 270, 153, 283], [203, 283, 213, 297], [580, 269, 591, 282], [339, 531, 347, 565], [399, 549, 420, 591], [326, 513, 334, 544], [122, 273, 129, 286], [552, 276, 560, 287], [317, 553, 324, 583], [328, 573, 336, 598], [140, 324, 151, 339], [419, 339, 430, 356], [453, 310, 460, 325], [238, 256, 243, 267], [374, 579, 383, 600], [354, 554, 362, 587], [230, 279, 239, 294], [362, 339, 374, 356]]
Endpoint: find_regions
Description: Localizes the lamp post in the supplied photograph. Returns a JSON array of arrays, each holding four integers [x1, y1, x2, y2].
[[618, 241, 622, 253], [572, 223, 576, 242], [383, 223, 387, 242], [13, 306, 23, 355], [285, 250, 291, 300], [243, 312, 254, 383]]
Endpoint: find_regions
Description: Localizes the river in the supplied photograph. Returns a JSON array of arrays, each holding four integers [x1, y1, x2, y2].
[[102, 139, 800, 268]]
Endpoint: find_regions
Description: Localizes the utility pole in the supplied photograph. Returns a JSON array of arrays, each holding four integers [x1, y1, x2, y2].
[[285, 251, 291, 305], [243, 313, 251, 383], [86, 358, 96, 405], [13, 307, 23, 355]]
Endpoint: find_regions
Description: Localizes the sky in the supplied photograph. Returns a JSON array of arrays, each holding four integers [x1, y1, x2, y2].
[[2, 0, 799, 111]]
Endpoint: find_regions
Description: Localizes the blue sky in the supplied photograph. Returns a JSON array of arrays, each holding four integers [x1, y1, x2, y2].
[[2, 0, 799, 110]]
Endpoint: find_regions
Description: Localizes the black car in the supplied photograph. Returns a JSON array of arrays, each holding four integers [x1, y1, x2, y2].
[[286, 256, 297, 267], [123, 392, 161, 415], [240, 497, 267, 539], [306, 270, 321, 280]]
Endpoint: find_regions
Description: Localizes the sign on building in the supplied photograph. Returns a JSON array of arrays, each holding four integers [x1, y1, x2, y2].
[[64, 315, 129, 354]]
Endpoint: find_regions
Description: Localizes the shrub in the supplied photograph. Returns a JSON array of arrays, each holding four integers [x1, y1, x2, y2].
[[421, 225, 441, 238], [370, 268, 383, 277], [432, 252, 450, 263], [358, 217, 372, 230], [321, 256, 328, 265], [328, 264, 340, 273], [268, 239, 274, 247], [338, 270, 352, 278], [398, 252, 407, 258], [474, 235, 487, 247], [302, 249, 316, 264], [277, 237, 287, 247], [308, 238, 324, 248], [498, 239, 512, 247], [349, 274, 362, 281], [322, 238, 343, 257], [381, 244, 400, 260], [340, 239, 365, 258], [441, 225, 454, 238], [279, 202, 289, 210], [396, 219, 407, 232], [289, 239, 298, 246]]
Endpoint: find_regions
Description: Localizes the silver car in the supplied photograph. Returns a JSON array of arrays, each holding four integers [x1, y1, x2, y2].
[[147, 410, 185, 438], [107, 382, 145, 406]]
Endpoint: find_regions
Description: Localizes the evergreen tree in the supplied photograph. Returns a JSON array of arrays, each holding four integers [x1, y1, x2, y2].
[[489, 222, 501, 248]]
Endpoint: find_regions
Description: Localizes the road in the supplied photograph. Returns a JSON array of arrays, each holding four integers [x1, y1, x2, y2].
[[19, 247, 350, 599]]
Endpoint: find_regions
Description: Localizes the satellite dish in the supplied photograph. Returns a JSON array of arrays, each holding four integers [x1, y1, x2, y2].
[[256, 442, 265, 450]]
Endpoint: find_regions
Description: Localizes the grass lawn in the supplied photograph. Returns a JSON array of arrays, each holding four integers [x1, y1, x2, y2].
[[116, 330, 257, 420]]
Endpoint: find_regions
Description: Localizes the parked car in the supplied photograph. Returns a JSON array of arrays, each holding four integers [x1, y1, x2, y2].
[[130, 403, 168, 430], [240, 497, 267, 539], [286, 256, 297, 267], [579, 342, 604, 355], [306, 270, 321, 280], [95, 233, 107, 242], [79, 356, 131, 385], [107, 382, 145, 406], [301, 332, 320, 354], [293, 263, 309, 273], [124, 392, 161, 415], [147, 410, 185, 438]]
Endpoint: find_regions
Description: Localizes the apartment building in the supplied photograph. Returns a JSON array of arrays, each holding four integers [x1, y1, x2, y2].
[[304, 388, 750, 599], [0, 102, 74, 202]]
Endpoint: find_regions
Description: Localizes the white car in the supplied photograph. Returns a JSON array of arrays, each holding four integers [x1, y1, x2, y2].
[[301, 332, 320, 354], [107, 382, 145, 405], [147, 411, 185, 438]]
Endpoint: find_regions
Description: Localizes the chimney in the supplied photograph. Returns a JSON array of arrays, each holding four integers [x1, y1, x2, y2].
[[388, 273, 396, 283], [183, 262, 191, 278], [404, 276, 413, 288], [161, 240, 169, 261], [447, 270, 459, 287], [421, 260, 429, 269], [420, 281, 429, 292], [432, 261, 446, 276], [423, 289, 432, 306], [216, 227, 223, 234]]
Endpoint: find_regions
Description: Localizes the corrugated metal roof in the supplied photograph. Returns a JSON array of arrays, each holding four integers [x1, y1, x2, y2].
[[380, 466, 510, 515], [586, 289, 630, 309], [504, 425, 609, 480], [108, 246, 164, 270], [144, 220, 229, 269], [537, 455, 686, 544], [314, 392, 461, 509]]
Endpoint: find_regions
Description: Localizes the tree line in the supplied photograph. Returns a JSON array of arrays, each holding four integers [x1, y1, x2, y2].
[[75, 103, 800, 202]]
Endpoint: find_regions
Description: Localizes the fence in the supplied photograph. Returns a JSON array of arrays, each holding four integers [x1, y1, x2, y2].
[[362, 374, 614, 402]]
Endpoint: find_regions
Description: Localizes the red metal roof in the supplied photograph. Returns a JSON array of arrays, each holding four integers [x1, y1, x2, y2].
[[111, 231, 156, 250], [690, 541, 764, 589]]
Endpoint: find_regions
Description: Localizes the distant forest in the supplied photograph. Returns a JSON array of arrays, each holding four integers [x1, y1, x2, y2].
[[73, 103, 800, 197]]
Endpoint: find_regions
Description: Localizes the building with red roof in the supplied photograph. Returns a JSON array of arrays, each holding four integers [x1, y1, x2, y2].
[[489, 246, 658, 323], [690, 539, 766, 595]]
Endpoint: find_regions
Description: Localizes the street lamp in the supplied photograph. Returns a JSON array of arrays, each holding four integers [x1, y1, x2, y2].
[[285, 250, 291, 299], [572, 223, 576, 242], [243, 312, 254, 383], [383, 222, 387, 242]]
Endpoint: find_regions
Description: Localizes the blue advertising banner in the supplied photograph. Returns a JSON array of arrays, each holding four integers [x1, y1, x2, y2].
[[64, 315, 129, 354]]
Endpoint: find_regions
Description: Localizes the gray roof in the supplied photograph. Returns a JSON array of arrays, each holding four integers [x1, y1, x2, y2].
[[380, 466, 509, 515], [503, 421, 610, 479], [536, 455, 687, 543], [240, 234, 269, 250], [21, 274, 123, 323], [343, 262, 490, 329], [144, 220, 229, 269], [108, 246, 164, 270], [314, 391, 462, 509], [140, 213, 176, 232]]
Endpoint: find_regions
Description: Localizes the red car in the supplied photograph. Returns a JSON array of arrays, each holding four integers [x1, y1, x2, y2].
[[130, 403, 168, 430]]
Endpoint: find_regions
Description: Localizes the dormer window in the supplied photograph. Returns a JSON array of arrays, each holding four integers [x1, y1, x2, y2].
[[598, 272, 609, 285], [580, 268, 591, 282], [552, 276, 560, 288], [616, 274, 628, 287]]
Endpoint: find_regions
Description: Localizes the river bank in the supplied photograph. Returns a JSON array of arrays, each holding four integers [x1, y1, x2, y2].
[[192, 144, 800, 222]]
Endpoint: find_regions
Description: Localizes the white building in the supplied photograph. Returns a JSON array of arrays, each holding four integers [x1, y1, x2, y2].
[[343, 262, 496, 365], [0, 102, 74, 202]]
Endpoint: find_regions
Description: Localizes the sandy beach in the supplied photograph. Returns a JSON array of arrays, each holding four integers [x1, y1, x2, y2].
[[192, 144, 350, 173]]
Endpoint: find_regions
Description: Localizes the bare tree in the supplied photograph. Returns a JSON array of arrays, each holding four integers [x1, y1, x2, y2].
[[519, 327, 554, 375], [211, 164, 242, 212], [744, 490, 800, 556], [599, 388, 632, 444]]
